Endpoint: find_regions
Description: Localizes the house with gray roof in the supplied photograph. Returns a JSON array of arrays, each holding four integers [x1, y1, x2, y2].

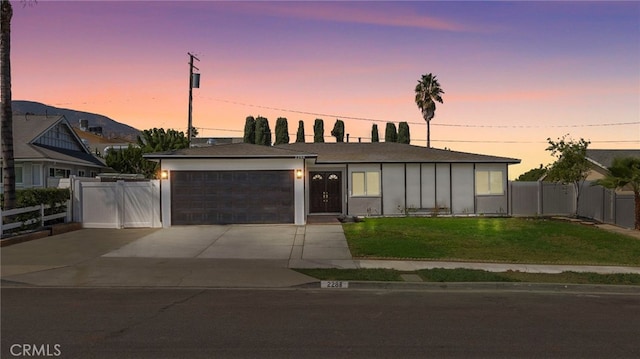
[[145, 142, 520, 226], [2, 114, 109, 190], [585, 149, 640, 182]]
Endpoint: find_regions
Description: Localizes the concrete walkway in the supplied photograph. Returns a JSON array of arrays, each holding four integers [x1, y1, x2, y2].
[[2, 224, 640, 289]]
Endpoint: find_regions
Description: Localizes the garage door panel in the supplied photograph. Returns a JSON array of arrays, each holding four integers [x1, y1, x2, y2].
[[171, 170, 294, 225]]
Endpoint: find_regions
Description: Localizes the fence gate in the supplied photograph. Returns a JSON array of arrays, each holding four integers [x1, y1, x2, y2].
[[76, 180, 161, 228]]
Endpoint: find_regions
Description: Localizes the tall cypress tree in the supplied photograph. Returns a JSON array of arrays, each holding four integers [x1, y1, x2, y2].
[[330, 119, 345, 142], [255, 116, 271, 146], [371, 124, 379, 143], [264, 117, 272, 146], [274, 117, 289, 145], [295, 120, 305, 143], [243, 116, 256, 144], [385, 122, 397, 143], [313, 119, 324, 143], [398, 122, 410, 144]]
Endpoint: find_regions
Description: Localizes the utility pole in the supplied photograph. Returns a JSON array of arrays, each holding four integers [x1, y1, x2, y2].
[[187, 52, 200, 147]]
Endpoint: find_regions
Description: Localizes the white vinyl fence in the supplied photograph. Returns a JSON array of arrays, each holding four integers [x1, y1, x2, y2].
[[0, 202, 71, 237], [73, 178, 161, 228], [509, 181, 634, 229]]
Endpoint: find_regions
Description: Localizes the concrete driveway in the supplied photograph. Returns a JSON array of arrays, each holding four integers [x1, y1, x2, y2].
[[1, 224, 354, 288], [103, 224, 352, 262]]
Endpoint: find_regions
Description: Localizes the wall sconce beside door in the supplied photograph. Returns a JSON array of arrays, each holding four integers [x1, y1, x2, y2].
[[160, 170, 169, 180], [295, 169, 303, 179]]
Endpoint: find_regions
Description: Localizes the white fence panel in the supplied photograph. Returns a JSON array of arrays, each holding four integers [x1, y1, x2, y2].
[[123, 181, 160, 228], [78, 180, 160, 229], [80, 182, 120, 228]]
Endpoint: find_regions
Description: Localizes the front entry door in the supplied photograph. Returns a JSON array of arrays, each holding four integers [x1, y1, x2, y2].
[[310, 171, 342, 213]]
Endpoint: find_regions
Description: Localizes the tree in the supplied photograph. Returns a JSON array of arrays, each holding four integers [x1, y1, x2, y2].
[[414, 73, 444, 148], [295, 120, 305, 143], [137, 128, 189, 152], [545, 135, 591, 217], [594, 156, 640, 230], [516, 164, 547, 181], [331, 119, 345, 142], [398, 122, 410, 144], [371, 124, 379, 143], [313, 119, 324, 143], [274, 117, 289, 145], [243, 116, 256, 144], [385, 122, 397, 143], [106, 145, 158, 179], [1, 0, 15, 209], [255, 116, 271, 146]]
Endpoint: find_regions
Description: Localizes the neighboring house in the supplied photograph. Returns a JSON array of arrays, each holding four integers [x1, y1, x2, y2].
[[73, 128, 137, 157], [585, 149, 640, 182], [145, 142, 520, 226], [1, 114, 109, 190], [190, 137, 244, 147]]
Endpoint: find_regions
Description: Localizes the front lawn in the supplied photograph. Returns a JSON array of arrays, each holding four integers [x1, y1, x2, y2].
[[342, 217, 640, 266]]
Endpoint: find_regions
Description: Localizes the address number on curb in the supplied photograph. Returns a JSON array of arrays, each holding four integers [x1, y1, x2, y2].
[[321, 281, 349, 289]]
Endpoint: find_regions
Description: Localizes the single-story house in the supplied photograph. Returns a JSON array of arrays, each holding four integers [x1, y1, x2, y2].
[[585, 149, 640, 190], [145, 142, 520, 226], [0, 114, 109, 190]]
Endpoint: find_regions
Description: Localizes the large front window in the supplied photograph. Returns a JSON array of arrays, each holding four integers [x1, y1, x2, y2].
[[476, 170, 504, 195], [352, 171, 380, 196]]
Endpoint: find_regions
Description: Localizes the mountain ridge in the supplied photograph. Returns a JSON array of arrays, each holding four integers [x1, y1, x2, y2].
[[10, 100, 141, 141]]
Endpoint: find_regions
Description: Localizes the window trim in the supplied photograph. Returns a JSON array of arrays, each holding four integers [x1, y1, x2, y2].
[[475, 169, 504, 196], [351, 171, 381, 197]]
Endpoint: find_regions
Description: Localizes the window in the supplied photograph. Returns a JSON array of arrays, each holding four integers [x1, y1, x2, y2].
[[49, 168, 71, 178], [15, 165, 23, 184], [352, 171, 380, 196], [32, 164, 42, 186], [78, 170, 86, 177], [476, 170, 504, 195]]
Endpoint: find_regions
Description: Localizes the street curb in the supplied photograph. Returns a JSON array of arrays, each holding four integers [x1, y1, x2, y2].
[[294, 280, 640, 294]]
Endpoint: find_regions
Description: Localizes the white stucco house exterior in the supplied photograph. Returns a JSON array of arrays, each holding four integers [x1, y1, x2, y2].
[[144, 142, 520, 227]]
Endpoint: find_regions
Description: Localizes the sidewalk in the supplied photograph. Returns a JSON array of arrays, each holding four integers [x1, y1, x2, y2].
[[1, 224, 640, 289]]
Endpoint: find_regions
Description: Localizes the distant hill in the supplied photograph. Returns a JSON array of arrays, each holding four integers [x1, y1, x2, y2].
[[11, 100, 141, 141]]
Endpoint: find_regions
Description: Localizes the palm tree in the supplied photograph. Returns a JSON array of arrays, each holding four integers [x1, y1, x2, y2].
[[594, 156, 640, 230], [414, 73, 444, 148], [1, 0, 16, 209]]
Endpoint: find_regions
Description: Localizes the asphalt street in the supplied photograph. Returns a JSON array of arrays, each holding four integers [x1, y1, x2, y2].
[[2, 287, 639, 358]]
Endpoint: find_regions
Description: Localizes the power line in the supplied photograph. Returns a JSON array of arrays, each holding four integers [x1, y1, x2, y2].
[[205, 97, 640, 129], [195, 126, 639, 144]]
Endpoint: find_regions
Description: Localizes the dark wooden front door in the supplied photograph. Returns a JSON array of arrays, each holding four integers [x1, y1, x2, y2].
[[310, 171, 342, 213]]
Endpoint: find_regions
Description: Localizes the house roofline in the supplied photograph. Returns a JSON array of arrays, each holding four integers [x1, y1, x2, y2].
[[312, 159, 521, 164], [144, 154, 317, 160]]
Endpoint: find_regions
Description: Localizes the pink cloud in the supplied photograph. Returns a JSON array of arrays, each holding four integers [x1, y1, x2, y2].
[[228, 2, 476, 32]]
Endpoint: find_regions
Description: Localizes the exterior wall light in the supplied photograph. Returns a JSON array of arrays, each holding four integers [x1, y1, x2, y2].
[[295, 169, 303, 179], [160, 170, 169, 180]]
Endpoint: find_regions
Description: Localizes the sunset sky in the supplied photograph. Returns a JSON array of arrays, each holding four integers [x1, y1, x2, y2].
[[10, 1, 640, 178]]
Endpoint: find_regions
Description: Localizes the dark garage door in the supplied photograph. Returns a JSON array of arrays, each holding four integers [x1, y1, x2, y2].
[[171, 170, 294, 225]]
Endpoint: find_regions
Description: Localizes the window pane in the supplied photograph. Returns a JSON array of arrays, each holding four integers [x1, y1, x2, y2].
[[32, 164, 42, 186], [352, 172, 365, 196], [475, 171, 490, 195], [15, 166, 23, 184], [490, 171, 503, 194], [366, 172, 380, 196]]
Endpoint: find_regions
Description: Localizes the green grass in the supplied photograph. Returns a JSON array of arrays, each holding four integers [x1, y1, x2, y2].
[[342, 217, 640, 266], [294, 268, 640, 286]]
